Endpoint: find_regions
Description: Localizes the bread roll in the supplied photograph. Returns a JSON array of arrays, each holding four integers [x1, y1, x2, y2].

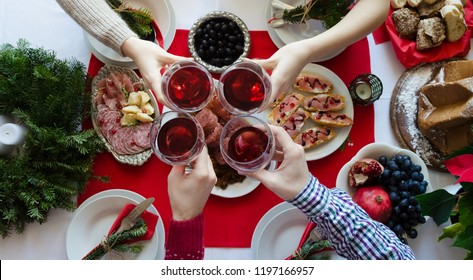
[[392, 8, 420, 40], [416, 17, 446, 50], [441, 5, 467, 42], [391, 0, 407, 8]]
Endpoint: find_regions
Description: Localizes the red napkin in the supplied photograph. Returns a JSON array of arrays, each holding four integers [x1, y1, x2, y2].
[[80, 29, 374, 248], [384, 3, 473, 68], [107, 204, 159, 242]]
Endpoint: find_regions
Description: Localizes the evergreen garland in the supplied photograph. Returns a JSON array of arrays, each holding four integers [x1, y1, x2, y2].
[[281, 0, 355, 29], [107, 0, 154, 40], [0, 40, 104, 237], [289, 239, 332, 260]]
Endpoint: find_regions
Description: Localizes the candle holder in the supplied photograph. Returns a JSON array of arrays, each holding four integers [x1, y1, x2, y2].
[[348, 73, 383, 106]]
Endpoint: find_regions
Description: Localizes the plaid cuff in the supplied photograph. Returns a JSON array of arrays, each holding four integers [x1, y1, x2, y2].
[[287, 175, 330, 219]]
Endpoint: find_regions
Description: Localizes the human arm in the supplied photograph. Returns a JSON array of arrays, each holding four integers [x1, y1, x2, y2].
[[243, 125, 415, 259], [56, 0, 187, 105], [165, 146, 217, 260], [252, 0, 390, 108]]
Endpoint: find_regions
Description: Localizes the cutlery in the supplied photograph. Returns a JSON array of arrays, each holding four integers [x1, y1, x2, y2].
[[115, 197, 154, 233]]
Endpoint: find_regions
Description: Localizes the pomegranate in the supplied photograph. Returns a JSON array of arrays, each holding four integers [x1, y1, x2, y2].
[[348, 158, 384, 188], [352, 185, 392, 224]]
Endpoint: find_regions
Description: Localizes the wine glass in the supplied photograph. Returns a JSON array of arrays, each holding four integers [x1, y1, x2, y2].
[[161, 60, 215, 112], [217, 61, 271, 115], [150, 111, 205, 165], [219, 115, 275, 173]]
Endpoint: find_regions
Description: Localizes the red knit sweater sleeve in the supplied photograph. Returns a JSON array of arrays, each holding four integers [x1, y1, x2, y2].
[[165, 214, 204, 260]]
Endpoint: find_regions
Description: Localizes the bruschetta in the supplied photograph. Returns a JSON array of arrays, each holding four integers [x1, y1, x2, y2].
[[310, 111, 353, 127], [282, 108, 309, 138], [295, 73, 333, 94], [294, 126, 336, 149], [303, 94, 345, 112], [268, 93, 305, 125]]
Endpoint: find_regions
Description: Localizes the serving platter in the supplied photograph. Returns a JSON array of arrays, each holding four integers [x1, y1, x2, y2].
[[257, 63, 353, 161], [390, 58, 463, 172], [265, 0, 345, 61], [91, 64, 159, 166], [84, 0, 176, 68], [66, 189, 165, 260]]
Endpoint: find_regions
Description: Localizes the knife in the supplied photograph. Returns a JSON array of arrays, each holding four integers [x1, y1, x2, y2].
[[115, 197, 155, 233]]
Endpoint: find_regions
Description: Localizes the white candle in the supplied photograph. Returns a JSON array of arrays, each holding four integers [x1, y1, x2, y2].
[[355, 82, 372, 100], [0, 142, 14, 156], [0, 123, 26, 146]]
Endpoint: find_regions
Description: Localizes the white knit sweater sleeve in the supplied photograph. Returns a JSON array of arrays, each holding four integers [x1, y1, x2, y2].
[[56, 0, 138, 55]]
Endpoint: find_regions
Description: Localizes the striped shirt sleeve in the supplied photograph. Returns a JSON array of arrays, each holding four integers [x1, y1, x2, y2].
[[288, 175, 415, 260]]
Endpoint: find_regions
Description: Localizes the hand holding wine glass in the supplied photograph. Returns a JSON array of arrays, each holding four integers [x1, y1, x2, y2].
[[167, 146, 217, 221], [150, 111, 205, 166], [239, 125, 311, 201]]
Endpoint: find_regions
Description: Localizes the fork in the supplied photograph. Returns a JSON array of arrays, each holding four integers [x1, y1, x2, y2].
[[115, 198, 154, 233]]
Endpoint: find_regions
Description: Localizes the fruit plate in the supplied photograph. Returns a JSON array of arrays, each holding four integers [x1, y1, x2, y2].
[[336, 142, 433, 244], [91, 65, 159, 166], [256, 63, 354, 161], [336, 142, 432, 197]]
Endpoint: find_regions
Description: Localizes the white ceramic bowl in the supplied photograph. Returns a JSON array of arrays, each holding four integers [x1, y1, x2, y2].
[[336, 142, 432, 197]]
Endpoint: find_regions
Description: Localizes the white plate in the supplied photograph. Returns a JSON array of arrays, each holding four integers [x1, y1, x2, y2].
[[211, 160, 277, 198], [335, 142, 432, 197], [84, 0, 176, 68], [257, 63, 353, 161], [265, 0, 345, 61], [251, 202, 343, 260], [66, 189, 165, 260]]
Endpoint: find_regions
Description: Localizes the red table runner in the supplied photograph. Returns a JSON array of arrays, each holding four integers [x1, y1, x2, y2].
[[79, 29, 374, 248]]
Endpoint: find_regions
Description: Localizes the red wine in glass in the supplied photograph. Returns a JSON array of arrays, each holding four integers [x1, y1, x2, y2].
[[228, 126, 268, 163], [223, 68, 265, 111], [220, 115, 275, 172], [151, 111, 204, 165], [157, 117, 198, 158], [162, 61, 213, 112], [218, 61, 271, 115]]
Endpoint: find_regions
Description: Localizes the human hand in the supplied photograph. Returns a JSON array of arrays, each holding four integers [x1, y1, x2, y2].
[[167, 146, 217, 221], [251, 40, 312, 110], [121, 37, 188, 106], [240, 125, 311, 201]]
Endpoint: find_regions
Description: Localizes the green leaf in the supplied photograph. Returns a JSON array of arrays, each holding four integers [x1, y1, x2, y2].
[[458, 189, 473, 230], [416, 189, 458, 226], [451, 225, 473, 254], [439, 222, 462, 241]]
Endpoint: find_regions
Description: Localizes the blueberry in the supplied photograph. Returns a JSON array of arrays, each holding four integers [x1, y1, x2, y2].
[[393, 224, 403, 235], [389, 162, 399, 171], [390, 192, 400, 204], [399, 180, 408, 191], [408, 196, 418, 205], [407, 205, 416, 213], [391, 170, 402, 182], [401, 159, 412, 170], [381, 169, 392, 180], [394, 155, 404, 165], [413, 164, 422, 173], [378, 156, 388, 166], [417, 215, 426, 224], [392, 205, 402, 215], [400, 191, 410, 199], [407, 229, 418, 239], [411, 172, 423, 182], [399, 198, 409, 209], [388, 184, 399, 193]]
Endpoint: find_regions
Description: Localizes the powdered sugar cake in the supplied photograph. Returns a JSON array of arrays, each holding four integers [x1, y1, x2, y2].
[[390, 58, 464, 172]]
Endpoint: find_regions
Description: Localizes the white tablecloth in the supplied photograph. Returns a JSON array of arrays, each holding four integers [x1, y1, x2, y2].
[[0, 0, 468, 260]]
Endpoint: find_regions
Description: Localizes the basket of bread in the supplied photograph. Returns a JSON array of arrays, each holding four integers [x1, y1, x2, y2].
[[386, 0, 472, 68]]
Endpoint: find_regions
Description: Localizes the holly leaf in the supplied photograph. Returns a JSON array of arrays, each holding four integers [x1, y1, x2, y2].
[[416, 189, 457, 226], [438, 222, 462, 241]]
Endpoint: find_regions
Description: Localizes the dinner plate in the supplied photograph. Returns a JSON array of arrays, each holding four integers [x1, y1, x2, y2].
[[265, 0, 345, 61], [91, 64, 159, 166], [211, 160, 277, 198], [66, 190, 165, 260], [84, 0, 176, 68], [257, 63, 353, 161], [251, 202, 343, 260]]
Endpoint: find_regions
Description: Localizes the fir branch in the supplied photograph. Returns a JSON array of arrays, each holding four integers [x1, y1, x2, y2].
[[281, 0, 354, 29], [106, 0, 153, 40], [0, 40, 104, 237]]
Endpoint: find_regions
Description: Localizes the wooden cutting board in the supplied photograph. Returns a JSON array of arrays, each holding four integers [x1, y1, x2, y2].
[[390, 58, 463, 172]]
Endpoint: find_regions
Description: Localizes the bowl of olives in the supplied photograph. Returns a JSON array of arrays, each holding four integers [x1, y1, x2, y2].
[[188, 11, 251, 73]]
